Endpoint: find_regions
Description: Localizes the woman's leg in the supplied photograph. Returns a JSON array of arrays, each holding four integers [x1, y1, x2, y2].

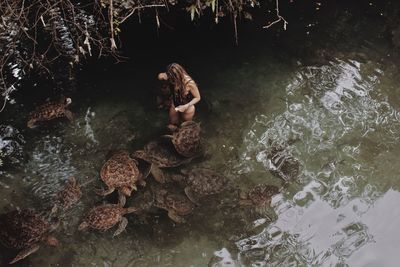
[[168, 105, 180, 131], [182, 105, 195, 121]]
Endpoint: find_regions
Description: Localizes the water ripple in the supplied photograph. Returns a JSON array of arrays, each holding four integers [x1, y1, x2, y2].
[[25, 135, 76, 201], [234, 59, 400, 266]]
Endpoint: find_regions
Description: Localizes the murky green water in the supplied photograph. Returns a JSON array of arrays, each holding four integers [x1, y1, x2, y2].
[[2, 10, 400, 266]]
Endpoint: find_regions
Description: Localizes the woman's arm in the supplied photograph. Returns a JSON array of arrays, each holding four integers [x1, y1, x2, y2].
[[175, 82, 201, 112], [185, 82, 201, 107], [158, 72, 168, 80]]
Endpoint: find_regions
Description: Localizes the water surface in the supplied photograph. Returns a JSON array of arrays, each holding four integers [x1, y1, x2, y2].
[[1, 13, 400, 267]]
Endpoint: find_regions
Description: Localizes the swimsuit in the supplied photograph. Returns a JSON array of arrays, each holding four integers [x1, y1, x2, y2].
[[171, 79, 194, 107]]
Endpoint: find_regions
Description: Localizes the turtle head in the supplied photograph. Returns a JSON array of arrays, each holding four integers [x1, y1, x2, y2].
[[121, 186, 133, 196], [132, 150, 147, 160], [180, 169, 190, 175], [45, 236, 59, 247], [64, 97, 72, 106], [27, 118, 36, 128], [67, 176, 77, 186], [78, 221, 88, 231], [169, 174, 186, 184]]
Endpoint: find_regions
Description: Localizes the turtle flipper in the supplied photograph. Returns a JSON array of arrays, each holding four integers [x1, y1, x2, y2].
[[10, 244, 40, 264], [118, 191, 127, 207], [78, 221, 89, 231], [113, 217, 128, 237], [167, 210, 185, 223], [139, 162, 151, 181], [95, 186, 115, 196], [161, 134, 173, 140], [150, 165, 166, 183], [138, 179, 146, 187], [184, 187, 200, 205], [64, 109, 74, 122], [27, 118, 37, 128]]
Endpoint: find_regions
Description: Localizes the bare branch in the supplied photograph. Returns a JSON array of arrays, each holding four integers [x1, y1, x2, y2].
[[119, 4, 166, 24], [263, 0, 288, 30]]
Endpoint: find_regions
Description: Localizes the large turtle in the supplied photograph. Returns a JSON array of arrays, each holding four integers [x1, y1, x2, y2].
[[78, 204, 138, 236], [96, 151, 150, 206], [133, 138, 193, 183], [0, 209, 59, 264], [151, 183, 195, 223], [239, 184, 280, 209], [128, 181, 195, 224], [27, 96, 73, 128], [164, 121, 202, 158], [169, 168, 230, 204], [51, 176, 83, 215]]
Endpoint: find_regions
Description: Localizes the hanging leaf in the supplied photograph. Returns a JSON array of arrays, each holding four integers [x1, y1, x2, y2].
[[191, 7, 195, 21], [211, 0, 216, 12], [186, 5, 198, 21]]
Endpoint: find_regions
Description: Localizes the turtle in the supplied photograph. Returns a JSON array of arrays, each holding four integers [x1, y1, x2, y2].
[[27, 96, 73, 128], [239, 184, 280, 208], [51, 176, 83, 215], [133, 138, 193, 183], [0, 209, 59, 264], [169, 168, 230, 204], [151, 183, 195, 223], [78, 204, 139, 236], [264, 142, 301, 182], [164, 121, 202, 158], [96, 151, 150, 206]]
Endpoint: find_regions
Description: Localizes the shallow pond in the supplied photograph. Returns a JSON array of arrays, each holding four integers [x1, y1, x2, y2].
[[1, 8, 400, 267]]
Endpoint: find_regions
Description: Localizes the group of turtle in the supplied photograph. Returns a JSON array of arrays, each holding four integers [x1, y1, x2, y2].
[[0, 96, 298, 264]]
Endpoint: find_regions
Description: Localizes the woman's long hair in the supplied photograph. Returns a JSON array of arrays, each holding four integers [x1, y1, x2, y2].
[[166, 63, 191, 92]]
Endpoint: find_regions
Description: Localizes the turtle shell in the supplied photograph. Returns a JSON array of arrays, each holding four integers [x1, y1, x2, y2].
[[185, 168, 228, 197], [0, 210, 50, 249], [164, 194, 194, 216], [136, 138, 192, 168], [172, 121, 201, 158], [100, 151, 140, 188], [247, 184, 279, 206], [54, 177, 82, 211], [81, 204, 124, 231], [27, 97, 70, 124], [152, 184, 194, 215]]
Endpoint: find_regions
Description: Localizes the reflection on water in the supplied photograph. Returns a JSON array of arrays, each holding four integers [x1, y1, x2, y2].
[[0, 125, 24, 165], [2, 39, 400, 267], [27, 135, 76, 202], [232, 58, 400, 266]]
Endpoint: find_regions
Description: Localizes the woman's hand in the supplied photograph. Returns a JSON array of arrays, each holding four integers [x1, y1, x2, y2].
[[175, 104, 189, 112]]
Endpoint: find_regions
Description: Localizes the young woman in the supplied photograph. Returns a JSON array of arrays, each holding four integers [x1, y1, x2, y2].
[[158, 63, 201, 130]]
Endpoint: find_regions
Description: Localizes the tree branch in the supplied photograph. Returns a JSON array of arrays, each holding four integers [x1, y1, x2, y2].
[[263, 0, 288, 30]]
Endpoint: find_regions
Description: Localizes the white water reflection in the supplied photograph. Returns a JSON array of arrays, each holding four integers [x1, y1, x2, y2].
[[26, 135, 76, 201], [235, 187, 400, 267], [83, 107, 98, 145], [234, 59, 400, 266]]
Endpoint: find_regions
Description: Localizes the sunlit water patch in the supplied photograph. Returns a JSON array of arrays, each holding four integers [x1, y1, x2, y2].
[[232, 59, 400, 266]]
